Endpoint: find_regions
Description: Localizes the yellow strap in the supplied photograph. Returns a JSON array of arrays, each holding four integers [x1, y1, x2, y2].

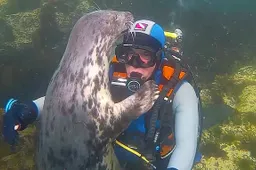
[[164, 31, 178, 39], [115, 140, 156, 169]]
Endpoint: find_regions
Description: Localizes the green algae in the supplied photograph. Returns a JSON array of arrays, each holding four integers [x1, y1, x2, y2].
[[3, 8, 40, 50], [195, 64, 256, 170]]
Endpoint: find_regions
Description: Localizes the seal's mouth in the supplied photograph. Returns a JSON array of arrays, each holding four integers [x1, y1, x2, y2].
[[121, 29, 129, 35], [115, 20, 134, 44]]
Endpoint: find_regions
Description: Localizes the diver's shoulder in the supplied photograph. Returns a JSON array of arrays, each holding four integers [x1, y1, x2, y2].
[[174, 80, 197, 98]]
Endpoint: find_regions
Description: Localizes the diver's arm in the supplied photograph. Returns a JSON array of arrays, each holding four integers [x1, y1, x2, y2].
[[2, 96, 46, 146], [33, 96, 45, 120], [167, 80, 199, 170]]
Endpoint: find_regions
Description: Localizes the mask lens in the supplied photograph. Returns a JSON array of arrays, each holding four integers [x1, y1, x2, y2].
[[115, 44, 160, 68], [115, 45, 131, 63]]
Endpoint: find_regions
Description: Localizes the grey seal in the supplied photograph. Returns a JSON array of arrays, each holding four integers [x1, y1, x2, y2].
[[36, 10, 159, 170]]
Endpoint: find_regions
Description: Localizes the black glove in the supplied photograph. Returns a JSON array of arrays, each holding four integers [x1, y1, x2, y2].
[[2, 98, 38, 146]]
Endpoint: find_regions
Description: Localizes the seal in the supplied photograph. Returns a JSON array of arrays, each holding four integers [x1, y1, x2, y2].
[[36, 10, 159, 170]]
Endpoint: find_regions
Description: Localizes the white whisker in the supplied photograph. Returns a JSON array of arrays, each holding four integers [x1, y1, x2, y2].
[[126, 21, 136, 42]]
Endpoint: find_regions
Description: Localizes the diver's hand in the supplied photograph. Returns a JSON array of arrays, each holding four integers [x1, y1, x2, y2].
[[2, 99, 38, 146]]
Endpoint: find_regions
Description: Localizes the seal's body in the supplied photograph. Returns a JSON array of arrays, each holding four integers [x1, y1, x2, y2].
[[36, 10, 158, 170]]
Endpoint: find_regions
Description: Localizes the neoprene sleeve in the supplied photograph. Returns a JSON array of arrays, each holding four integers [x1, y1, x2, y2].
[[33, 96, 45, 120], [167, 80, 199, 170]]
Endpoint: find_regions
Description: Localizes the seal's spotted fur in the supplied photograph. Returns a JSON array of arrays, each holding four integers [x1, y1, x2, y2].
[[36, 10, 159, 170]]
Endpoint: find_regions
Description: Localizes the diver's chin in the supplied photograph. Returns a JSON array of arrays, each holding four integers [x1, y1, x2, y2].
[[141, 76, 148, 81]]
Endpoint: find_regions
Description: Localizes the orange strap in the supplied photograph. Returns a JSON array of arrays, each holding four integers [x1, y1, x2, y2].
[[113, 72, 127, 78], [112, 55, 118, 63], [159, 65, 187, 98]]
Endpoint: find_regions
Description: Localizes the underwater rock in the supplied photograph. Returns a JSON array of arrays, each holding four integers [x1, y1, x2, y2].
[[232, 66, 256, 86], [0, 0, 94, 103], [1, 8, 40, 53], [195, 144, 256, 170], [195, 64, 256, 170], [0, 126, 37, 170], [196, 118, 256, 170], [199, 88, 235, 130], [200, 88, 214, 107], [0, 0, 8, 15], [210, 65, 256, 110], [237, 85, 256, 113], [0, 2, 97, 170], [0, 0, 93, 57], [0, 0, 40, 15]]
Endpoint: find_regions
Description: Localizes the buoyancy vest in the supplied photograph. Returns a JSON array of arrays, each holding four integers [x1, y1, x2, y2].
[[109, 54, 192, 169]]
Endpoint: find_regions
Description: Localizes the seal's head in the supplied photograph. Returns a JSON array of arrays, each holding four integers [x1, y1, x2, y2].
[[65, 10, 134, 65]]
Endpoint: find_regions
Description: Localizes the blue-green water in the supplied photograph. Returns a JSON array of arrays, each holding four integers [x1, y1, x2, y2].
[[0, 0, 256, 169]]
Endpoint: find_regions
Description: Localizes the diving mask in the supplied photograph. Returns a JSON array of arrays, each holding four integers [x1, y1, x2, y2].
[[115, 44, 162, 68]]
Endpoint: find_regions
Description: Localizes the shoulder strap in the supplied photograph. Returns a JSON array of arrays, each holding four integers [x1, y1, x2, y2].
[[145, 58, 183, 146]]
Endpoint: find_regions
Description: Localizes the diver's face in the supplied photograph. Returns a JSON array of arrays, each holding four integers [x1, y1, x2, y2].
[[125, 48, 156, 81]]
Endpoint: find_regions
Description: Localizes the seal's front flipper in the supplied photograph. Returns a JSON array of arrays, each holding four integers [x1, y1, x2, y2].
[[114, 80, 159, 120], [100, 80, 158, 140], [130, 80, 159, 116]]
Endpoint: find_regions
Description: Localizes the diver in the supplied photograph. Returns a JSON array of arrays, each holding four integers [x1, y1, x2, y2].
[[2, 19, 203, 170]]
